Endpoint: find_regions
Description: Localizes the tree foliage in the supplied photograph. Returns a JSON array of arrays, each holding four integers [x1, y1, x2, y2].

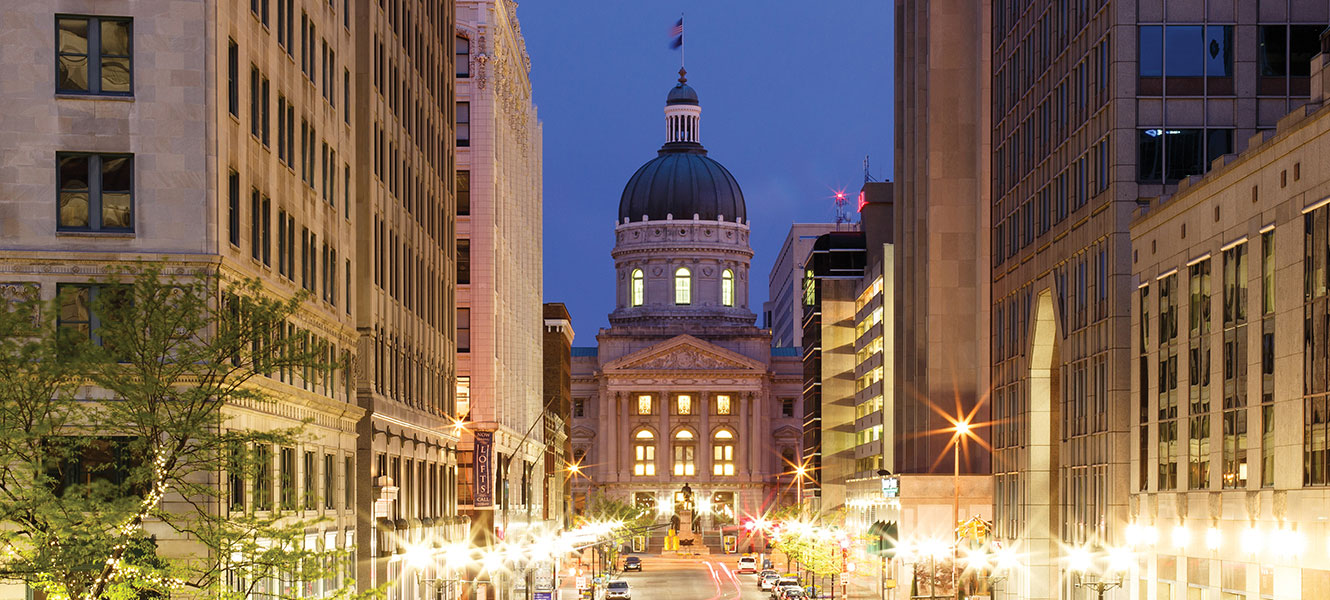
[[0, 265, 358, 600]]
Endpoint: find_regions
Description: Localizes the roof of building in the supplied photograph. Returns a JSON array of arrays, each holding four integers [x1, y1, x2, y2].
[[618, 145, 746, 222]]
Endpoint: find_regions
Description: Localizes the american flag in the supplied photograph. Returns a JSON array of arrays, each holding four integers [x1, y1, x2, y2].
[[669, 18, 683, 49]]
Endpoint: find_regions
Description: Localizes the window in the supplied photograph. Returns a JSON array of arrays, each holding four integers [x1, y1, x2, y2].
[[674, 267, 692, 305], [228, 170, 240, 246], [228, 442, 246, 512], [781, 397, 795, 417], [227, 39, 238, 116], [1188, 259, 1211, 490], [676, 394, 692, 415], [456, 170, 470, 215], [343, 456, 354, 509], [715, 394, 732, 415], [631, 269, 644, 306], [57, 153, 133, 232], [253, 444, 272, 511], [673, 430, 696, 476], [280, 447, 296, 510], [56, 15, 132, 95], [721, 269, 734, 306], [635, 394, 653, 416], [456, 239, 470, 284], [1158, 272, 1179, 490], [251, 66, 261, 137], [456, 102, 470, 147], [250, 189, 263, 261], [1138, 128, 1233, 183], [1137, 25, 1232, 95], [713, 429, 735, 476], [56, 284, 127, 349], [1306, 207, 1330, 485], [455, 36, 470, 77], [633, 430, 656, 476], [1259, 25, 1325, 79], [1261, 229, 1276, 487], [1222, 243, 1248, 488], [323, 453, 335, 510], [456, 376, 471, 418], [303, 450, 316, 510], [573, 398, 585, 418], [456, 308, 469, 353]]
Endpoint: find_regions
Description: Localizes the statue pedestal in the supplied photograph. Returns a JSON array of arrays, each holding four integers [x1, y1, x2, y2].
[[665, 510, 709, 555]]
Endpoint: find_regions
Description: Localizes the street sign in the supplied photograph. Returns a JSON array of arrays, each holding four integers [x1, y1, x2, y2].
[[535, 593, 553, 600], [575, 576, 587, 590]]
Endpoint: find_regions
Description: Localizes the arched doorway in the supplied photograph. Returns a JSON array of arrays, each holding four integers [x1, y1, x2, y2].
[[1021, 289, 1061, 600]]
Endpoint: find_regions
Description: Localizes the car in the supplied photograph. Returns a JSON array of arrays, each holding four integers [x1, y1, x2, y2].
[[606, 581, 631, 600], [776, 586, 804, 600], [770, 578, 800, 600], [758, 572, 780, 590], [623, 556, 642, 572], [737, 556, 758, 573]]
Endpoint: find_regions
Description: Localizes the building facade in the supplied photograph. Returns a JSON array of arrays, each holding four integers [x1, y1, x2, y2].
[[570, 72, 803, 542], [542, 303, 575, 530], [767, 223, 841, 349], [894, 0, 992, 483], [453, 2, 546, 595], [0, 0, 462, 598], [986, 3, 1328, 599], [1128, 50, 1330, 600], [352, 0, 462, 597]]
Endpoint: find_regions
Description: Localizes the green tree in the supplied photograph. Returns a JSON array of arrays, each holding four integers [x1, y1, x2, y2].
[[0, 265, 358, 600]]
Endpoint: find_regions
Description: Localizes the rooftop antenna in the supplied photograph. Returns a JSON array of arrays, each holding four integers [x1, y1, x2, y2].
[[863, 155, 877, 183], [833, 190, 851, 230]]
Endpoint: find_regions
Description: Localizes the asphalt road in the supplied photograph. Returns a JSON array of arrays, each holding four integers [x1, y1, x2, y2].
[[606, 555, 770, 600]]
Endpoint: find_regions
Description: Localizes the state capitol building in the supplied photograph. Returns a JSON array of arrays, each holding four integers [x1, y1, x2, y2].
[[569, 71, 803, 532]]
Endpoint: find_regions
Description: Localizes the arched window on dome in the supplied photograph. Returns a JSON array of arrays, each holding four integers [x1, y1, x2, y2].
[[674, 267, 692, 305], [721, 269, 735, 306], [713, 429, 736, 476], [633, 429, 656, 476], [631, 269, 644, 306]]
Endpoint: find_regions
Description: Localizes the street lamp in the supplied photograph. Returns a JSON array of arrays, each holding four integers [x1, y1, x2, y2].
[[950, 418, 971, 597], [1069, 545, 1127, 600], [793, 464, 808, 507]]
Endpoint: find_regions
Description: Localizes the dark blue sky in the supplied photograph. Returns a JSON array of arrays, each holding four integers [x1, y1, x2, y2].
[[521, 1, 893, 339]]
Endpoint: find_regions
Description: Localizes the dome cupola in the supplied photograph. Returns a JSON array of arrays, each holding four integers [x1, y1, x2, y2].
[[609, 71, 756, 330], [617, 69, 746, 224]]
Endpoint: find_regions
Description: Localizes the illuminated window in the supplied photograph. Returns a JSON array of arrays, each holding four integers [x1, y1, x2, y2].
[[721, 269, 734, 306], [802, 269, 816, 306], [636, 394, 653, 415], [676, 394, 692, 415], [715, 394, 732, 415], [674, 267, 691, 305], [631, 269, 644, 306], [455, 376, 471, 419], [633, 430, 656, 476], [713, 429, 735, 476], [673, 429, 696, 476]]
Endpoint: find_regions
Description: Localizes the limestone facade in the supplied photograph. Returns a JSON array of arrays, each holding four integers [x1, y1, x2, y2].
[[1128, 52, 1330, 600], [453, 0, 547, 567]]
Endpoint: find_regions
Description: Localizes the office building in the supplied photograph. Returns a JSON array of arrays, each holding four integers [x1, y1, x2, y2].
[[1127, 46, 1330, 600], [768, 223, 842, 348], [986, 2, 1327, 598]]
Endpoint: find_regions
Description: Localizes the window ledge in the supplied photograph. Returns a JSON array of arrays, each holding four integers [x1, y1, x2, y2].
[[54, 93, 134, 102], [56, 230, 136, 238]]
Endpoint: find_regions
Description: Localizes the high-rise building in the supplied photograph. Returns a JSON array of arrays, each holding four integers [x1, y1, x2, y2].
[[894, 0, 992, 481], [0, 1, 461, 598], [768, 223, 842, 348], [453, 0, 546, 583], [569, 71, 803, 552], [986, 2, 1328, 598], [350, 0, 461, 596]]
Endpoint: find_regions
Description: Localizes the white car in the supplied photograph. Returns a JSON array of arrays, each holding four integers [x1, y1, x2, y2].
[[737, 556, 758, 573], [606, 581, 630, 600]]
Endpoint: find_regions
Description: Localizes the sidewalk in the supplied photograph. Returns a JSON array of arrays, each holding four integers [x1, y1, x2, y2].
[[763, 549, 889, 600]]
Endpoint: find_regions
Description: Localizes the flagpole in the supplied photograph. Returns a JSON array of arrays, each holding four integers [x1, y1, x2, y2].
[[680, 13, 685, 69]]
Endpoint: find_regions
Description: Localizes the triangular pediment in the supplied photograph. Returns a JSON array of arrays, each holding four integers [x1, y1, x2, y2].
[[603, 335, 766, 373]]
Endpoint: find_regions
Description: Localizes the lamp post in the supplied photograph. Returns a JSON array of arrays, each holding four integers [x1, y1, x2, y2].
[[794, 464, 807, 508], [951, 418, 970, 598], [1069, 545, 1128, 600]]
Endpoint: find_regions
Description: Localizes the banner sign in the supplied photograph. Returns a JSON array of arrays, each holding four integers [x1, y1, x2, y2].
[[474, 430, 494, 507]]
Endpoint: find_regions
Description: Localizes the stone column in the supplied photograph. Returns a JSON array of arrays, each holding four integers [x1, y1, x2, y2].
[[609, 391, 621, 483], [739, 391, 751, 477], [658, 390, 670, 479], [699, 390, 711, 482]]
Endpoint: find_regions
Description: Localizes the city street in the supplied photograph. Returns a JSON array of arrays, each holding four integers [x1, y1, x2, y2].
[[571, 555, 767, 600]]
